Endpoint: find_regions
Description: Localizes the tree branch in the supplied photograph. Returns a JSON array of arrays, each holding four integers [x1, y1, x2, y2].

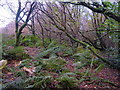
[[61, 2, 120, 22]]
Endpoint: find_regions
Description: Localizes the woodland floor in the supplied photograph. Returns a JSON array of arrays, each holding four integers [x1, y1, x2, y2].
[[2, 47, 120, 89]]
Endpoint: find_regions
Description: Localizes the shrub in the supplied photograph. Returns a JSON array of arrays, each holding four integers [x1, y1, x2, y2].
[[2, 46, 30, 60], [3, 77, 26, 89], [56, 75, 79, 88], [25, 75, 54, 88], [21, 35, 42, 47], [41, 57, 67, 72]]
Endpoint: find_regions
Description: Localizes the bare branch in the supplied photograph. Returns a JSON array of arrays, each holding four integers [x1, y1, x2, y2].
[[61, 2, 120, 22]]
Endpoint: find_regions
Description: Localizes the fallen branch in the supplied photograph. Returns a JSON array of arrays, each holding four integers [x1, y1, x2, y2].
[[65, 32, 119, 69]]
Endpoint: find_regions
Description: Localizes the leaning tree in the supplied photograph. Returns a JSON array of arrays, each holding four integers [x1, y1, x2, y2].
[[39, 1, 120, 69]]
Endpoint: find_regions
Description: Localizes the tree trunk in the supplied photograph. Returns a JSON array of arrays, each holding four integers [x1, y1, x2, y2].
[[31, 15, 35, 36], [0, 34, 2, 60], [118, 1, 120, 57]]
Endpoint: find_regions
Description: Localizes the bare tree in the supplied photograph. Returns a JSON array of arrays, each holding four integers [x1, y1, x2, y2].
[[15, 0, 37, 46], [35, 1, 120, 69], [36, 12, 46, 48], [62, 1, 120, 22], [36, 2, 82, 49]]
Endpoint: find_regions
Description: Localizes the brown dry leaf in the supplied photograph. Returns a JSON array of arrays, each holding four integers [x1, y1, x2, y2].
[[23, 66, 35, 75], [14, 61, 22, 67], [7, 72, 12, 75], [10, 78, 14, 80]]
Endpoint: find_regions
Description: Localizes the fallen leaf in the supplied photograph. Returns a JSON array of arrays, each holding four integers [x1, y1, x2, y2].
[[22, 66, 35, 75]]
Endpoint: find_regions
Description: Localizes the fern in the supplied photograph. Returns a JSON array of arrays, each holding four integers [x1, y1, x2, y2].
[[94, 64, 104, 73], [25, 75, 53, 88], [35, 46, 64, 59], [73, 51, 92, 62], [62, 72, 76, 76], [56, 75, 78, 88], [73, 49, 101, 69], [41, 57, 67, 72], [3, 77, 26, 89], [74, 62, 90, 69], [63, 48, 74, 56], [46, 40, 58, 49], [21, 35, 41, 47], [3, 46, 30, 60]]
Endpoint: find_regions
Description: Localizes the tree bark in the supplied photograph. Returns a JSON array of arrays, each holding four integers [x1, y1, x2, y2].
[[62, 2, 120, 22], [15, 2, 36, 46], [118, 1, 120, 56]]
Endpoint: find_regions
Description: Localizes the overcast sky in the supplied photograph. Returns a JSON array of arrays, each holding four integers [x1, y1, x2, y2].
[[0, 0, 118, 28], [0, 0, 45, 28], [0, 0, 17, 28]]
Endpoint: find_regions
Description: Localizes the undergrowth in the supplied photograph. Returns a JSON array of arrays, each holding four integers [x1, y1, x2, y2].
[[2, 35, 117, 89], [2, 35, 30, 60], [2, 46, 30, 60]]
